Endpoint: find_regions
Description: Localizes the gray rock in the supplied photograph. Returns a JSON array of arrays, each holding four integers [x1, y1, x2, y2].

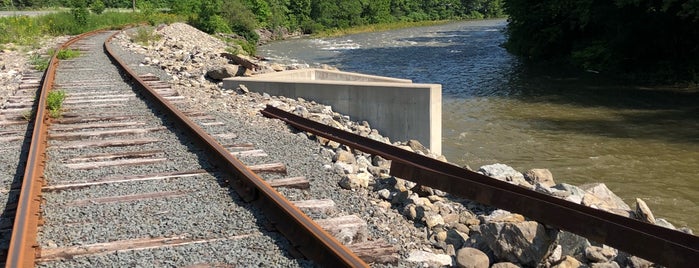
[[654, 218, 676, 230], [425, 213, 445, 228], [590, 261, 620, 268], [481, 221, 554, 266], [546, 244, 563, 264], [679, 227, 694, 235], [480, 209, 525, 223], [408, 139, 430, 155], [377, 189, 392, 200], [552, 256, 583, 268], [445, 229, 468, 249], [372, 154, 391, 168], [406, 250, 453, 267], [332, 162, 354, 174], [579, 183, 631, 210], [491, 262, 520, 268], [456, 247, 490, 268], [524, 168, 556, 187], [585, 245, 617, 263], [478, 164, 532, 188], [332, 149, 356, 164], [338, 173, 371, 190], [634, 198, 655, 224], [626, 255, 653, 268], [206, 64, 243, 80], [553, 231, 591, 260], [553, 183, 586, 204]]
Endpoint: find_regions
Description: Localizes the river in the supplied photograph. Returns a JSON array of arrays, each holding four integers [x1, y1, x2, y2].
[[258, 19, 699, 231]]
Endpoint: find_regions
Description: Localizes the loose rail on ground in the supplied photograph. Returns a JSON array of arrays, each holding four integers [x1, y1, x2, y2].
[[261, 105, 699, 267]]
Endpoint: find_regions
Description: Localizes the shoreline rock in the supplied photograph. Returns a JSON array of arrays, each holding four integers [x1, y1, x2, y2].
[[110, 23, 691, 267]]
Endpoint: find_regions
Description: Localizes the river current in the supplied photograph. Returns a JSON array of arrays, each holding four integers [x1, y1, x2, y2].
[[259, 19, 699, 230]]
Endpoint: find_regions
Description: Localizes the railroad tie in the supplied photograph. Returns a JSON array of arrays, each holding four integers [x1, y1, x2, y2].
[[268, 177, 310, 189]]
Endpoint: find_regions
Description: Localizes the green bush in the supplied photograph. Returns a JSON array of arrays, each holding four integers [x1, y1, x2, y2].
[[57, 49, 80, 60], [46, 90, 66, 118], [90, 0, 106, 15], [130, 27, 161, 45], [29, 54, 49, 71]]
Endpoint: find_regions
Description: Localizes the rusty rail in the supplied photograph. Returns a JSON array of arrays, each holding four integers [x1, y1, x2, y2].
[[103, 33, 367, 267], [261, 105, 699, 267], [4, 30, 108, 268]]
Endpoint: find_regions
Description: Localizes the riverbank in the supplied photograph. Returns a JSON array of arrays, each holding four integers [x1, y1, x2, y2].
[[3, 21, 691, 266], [313, 20, 461, 37], [108, 23, 693, 267]]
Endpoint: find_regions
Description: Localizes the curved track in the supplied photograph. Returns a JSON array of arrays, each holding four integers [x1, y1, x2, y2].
[[4, 30, 367, 267]]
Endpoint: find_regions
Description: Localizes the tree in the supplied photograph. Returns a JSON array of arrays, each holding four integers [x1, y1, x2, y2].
[[503, 0, 699, 82], [71, 0, 89, 25], [364, 0, 393, 23], [91, 0, 106, 14]]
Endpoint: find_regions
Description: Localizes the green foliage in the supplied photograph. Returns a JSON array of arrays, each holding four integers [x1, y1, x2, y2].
[[192, 0, 231, 33], [0, 15, 47, 45], [129, 26, 161, 45], [71, 0, 89, 25], [22, 109, 35, 121], [91, 0, 106, 14], [220, 0, 259, 42], [57, 48, 80, 59], [46, 90, 66, 118], [29, 53, 49, 70], [504, 0, 699, 82]]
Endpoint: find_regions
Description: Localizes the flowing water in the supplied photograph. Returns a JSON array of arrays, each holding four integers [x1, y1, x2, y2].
[[259, 19, 699, 230]]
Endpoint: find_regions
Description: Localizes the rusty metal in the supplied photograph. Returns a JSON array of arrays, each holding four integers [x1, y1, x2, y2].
[[103, 33, 367, 267], [261, 105, 699, 267], [5, 30, 106, 268]]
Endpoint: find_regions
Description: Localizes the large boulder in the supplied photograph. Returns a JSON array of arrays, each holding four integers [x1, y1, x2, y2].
[[524, 169, 556, 187], [456, 247, 490, 268], [553, 183, 586, 204], [634, 198, 655, 224], [206, 64, 245, 80], [552, 231, 590, 261], [481, 221, 555, 266], [579, 183, 630, 210], [478, 164, 532, 189]]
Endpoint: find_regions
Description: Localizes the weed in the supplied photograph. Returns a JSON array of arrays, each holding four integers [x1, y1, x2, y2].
[[22, 109, 35, 121], [46, 90, 66, 118], [29, 54, 49, 71], [130, 27, 161, 46], [57, 49, 80, 60]]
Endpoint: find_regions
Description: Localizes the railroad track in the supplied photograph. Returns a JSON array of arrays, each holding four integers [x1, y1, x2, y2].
[[1, 30, 403, 267], [1, 27, 697, 267]]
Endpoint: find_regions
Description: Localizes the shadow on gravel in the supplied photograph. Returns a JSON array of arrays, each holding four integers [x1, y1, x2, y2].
[[0, 83, 39, 265], [116, 73, 312, 266]]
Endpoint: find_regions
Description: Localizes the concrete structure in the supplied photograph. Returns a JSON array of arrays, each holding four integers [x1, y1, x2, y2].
[[223, 68, 442, 154]]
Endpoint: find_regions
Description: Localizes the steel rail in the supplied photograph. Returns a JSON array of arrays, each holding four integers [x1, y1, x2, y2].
[[5, 29, 107, 268], [103, 32, 367, 267], [261, 105, 699, 267]]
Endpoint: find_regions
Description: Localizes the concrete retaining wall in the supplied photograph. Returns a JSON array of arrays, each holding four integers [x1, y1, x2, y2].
[[223, 69, 442, 154]]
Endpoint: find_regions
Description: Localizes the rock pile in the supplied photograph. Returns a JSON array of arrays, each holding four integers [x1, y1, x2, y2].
[[0, 36, 69, 109], [115, 23, 693, 267]]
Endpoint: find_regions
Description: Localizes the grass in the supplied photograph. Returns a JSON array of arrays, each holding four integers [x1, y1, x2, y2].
[[46, 90, 66, 118], [129, 27, 161, 46], [0, 11, 184, 46], [29, 53, 50, 71], [56, 48, 80, 59], [22, 109, 35, 121], [313, 20, 458, 37]]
